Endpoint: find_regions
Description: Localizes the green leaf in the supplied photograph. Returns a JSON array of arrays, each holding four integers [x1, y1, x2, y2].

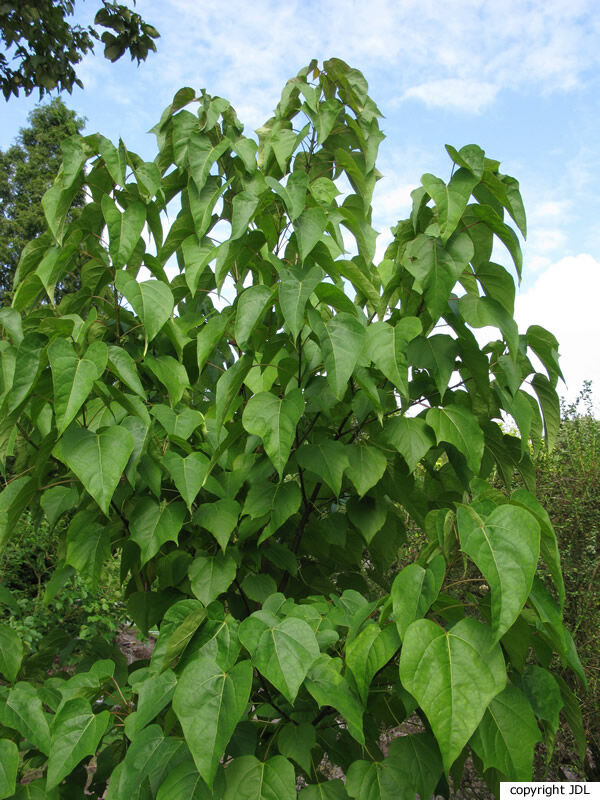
[[235, 285, 273, 349], [404, 235, 465, 321], [346, 445, 387, 497], [101, 195, 146, 268], [196, 499, 241, 551], [239, 613, 320, 703], [346, 733, 443, 800], [426, 405, 484, 473], [0, 739, 18, 800], [300, 781, 348, 800], [531, 373, 560, 451], [115, 271, 174, 344], [422, 168, 478, 243], [107, 345, 146, 398], [296, 441, 349, 496], [125, 668, 178, 740], [189, 553, 237, 605], [520, 665, 563, 735], [173, 652, 252, 786], [457, 504, 540, 641], [0, 683, 51, 755], [6, 333, 45, 413], [46, 699, 110, 789], [384, 417, 435, 472], [197, 311, 231, 372], [129, 497, 187, 566], [98, 133, 126, 186], [345, 624, 400, 703], [305, 654, 364, 745], [445, 144, 485, 180], [231, 191, 260, 240], [470, 683, 541, 780], [145, 354, 189, 406], [65, 510, 111, 590], [106, 724, 185, 799], [399, 617, 506, 772], [48, 340, 108, 433], [215, 355, 253, 431], [279, 266, 323, 340], [0, 477, 36, 553], [475, 261, 515, 314], [223, 755, 295, 800], [310, 312, 366, 400], [53, 424, 134, 515], [294, 208, 328, 262], [346, 496, 387, 544], [527, 325, 563, 384], [242, 389, 304, 477], [365, 319, 421, 397], [468, 204, 522, 280], [459, 294, 518, 356], [162, 451, 210, 511], [391, 555, 446, 640], [157, 758, 217, 799], [277, 722, 316, 774], [0, 624, 23, 682], [408, 334, 458, 400], [244, 480, 301, 546]]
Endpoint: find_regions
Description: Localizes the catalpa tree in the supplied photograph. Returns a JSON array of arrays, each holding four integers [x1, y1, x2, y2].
[[0, 59, 585, 798]]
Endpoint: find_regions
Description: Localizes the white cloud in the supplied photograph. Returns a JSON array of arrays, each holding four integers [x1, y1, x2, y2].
[[402, 80, 499, 113], [515, 253, 600, 407]]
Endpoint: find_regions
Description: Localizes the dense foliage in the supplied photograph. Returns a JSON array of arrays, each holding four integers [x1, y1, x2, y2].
[[0, 59, 585, 798], [534, 385, 600, 775], [0, 1, 159, 99], [0, 97, 85, 304]]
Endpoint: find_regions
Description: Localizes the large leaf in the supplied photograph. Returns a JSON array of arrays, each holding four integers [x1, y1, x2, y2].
[[173, 652, 252, 786], [65, 510, 111, 590], [305, 654, 364, 745], [215, 355, 253, 431], [189, 553, 237, 605], [46, 699, 110, 789], [124, 668, 178, 740], [239, 612, 320, 703], [399, 617, 506, 772], [106, 724, 185, 799], [365, 318, 421, 397], [346, 733, 443, 800], [470, 683, 541, 780], [277, 722, 316, 774], [310, 311, 365, 400], [300, 781, 348, 800], [408, 334, 458, 400], [457, 504, 540, 641], [115, 271, 174, 344], [243, 479, 302, 546], [53, 425, 134, 515], [162, 450, 210, 511], [107, 345, 145, 397], [101, 195, 146, 268], [242, 389, 304, 477], [223, 755, 296, 800], [531, 373, 560, 451], [129, 497, 187, 566], [157, 758, 218, 799], [0, 739, 18, 800], [422, 169, 478, 242], [383, 417, 435, 472], [145, 354, 190, 406], [426, 405, 484, 473], [48, 339, 108, 433], [196, 499, 241, 551], [391, 555, 445, 639], [234, 285, 273, 348], [345, 445, 387, 497], [279, 266, 323, 341], [0, 682, 51, 755], [345, 623, 400, 703], [296, 441, 349, 496], [0, 624, 23, 683]]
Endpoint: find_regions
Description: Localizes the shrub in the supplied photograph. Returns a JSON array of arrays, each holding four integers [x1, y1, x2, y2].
[[0, 59, 584, 797]]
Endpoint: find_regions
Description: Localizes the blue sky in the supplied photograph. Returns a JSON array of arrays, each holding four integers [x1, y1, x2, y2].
[[3, 0, 600, 406]]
